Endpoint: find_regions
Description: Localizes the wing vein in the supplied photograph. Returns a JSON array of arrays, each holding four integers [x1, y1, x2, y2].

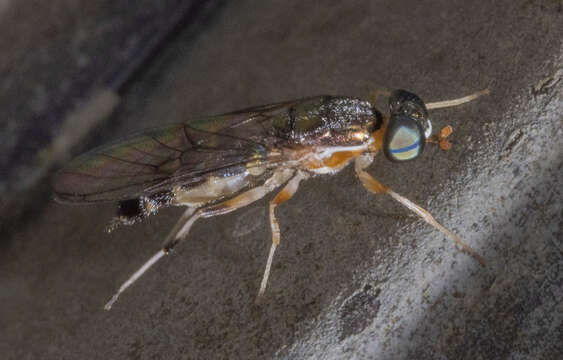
[[149, 136, 183, 153], [185, 125, 266, 148], [100, 153, 158, 171], [129, 145, 172, 160]]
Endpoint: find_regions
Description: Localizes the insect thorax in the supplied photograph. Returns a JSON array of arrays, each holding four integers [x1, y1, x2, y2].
[[270, 96, 381, 147]]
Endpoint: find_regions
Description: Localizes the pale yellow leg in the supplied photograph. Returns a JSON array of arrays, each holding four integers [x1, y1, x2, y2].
[[104, 169, 295, 310], [426, 89, 490, 110], [256, 170, 310, 302], [424, 89, 490, 150], [354, 155, 486, 266], [367, 88, 489, 109]]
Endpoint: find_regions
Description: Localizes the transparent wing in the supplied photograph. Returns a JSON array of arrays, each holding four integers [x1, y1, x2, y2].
[[52, 99, 307, 203]]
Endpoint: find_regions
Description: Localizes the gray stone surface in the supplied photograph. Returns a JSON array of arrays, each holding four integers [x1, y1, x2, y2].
[[1, 0, 561, 359]]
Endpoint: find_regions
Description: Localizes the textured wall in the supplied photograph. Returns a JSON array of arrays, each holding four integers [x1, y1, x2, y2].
[[1, 1, 561, 359]]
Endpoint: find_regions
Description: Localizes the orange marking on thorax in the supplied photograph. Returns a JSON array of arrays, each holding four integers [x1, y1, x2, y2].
[[368, 121, 386, 153], [304, 150, 363, 170], [323, 150, 364, 167]]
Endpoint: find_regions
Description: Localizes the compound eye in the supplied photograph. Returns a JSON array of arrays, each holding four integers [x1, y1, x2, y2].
[[383, 114, 425, 162]]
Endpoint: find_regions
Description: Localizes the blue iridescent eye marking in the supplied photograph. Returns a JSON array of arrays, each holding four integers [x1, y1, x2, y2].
[[384, 117, 424, 160], [390, 139, 420, 154], [383, 90, 429, 162]]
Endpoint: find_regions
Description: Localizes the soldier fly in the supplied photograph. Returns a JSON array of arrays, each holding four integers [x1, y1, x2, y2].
[[52, 88, 489, 310]]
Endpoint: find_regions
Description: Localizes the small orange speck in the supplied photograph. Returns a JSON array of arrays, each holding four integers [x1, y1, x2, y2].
[[440, 125, 453, 138], [439, 140, 452, 150], [427, 125, 454, 150]]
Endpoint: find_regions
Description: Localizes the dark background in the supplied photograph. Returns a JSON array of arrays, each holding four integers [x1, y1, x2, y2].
[[1, 1, 561, 359]]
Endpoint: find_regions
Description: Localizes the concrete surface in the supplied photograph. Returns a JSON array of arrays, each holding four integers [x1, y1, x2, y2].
[[1, 0, 561, 359], [0, 0, 220, 229]]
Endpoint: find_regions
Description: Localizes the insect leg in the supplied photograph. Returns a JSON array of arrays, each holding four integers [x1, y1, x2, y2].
[[354, 154, 486, 266], [104, 169, 295, 310], [426, 89, 490, 110], [257, 170, 310, 302]]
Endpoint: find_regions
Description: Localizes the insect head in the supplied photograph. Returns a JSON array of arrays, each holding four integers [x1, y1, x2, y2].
[[383, 90, 431, 162]]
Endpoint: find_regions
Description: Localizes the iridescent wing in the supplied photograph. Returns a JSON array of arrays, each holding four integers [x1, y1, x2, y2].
[[52, 98, 308, 203]]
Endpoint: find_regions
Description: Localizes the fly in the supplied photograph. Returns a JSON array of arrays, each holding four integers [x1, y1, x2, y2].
[[52, 88, 490, 310]]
